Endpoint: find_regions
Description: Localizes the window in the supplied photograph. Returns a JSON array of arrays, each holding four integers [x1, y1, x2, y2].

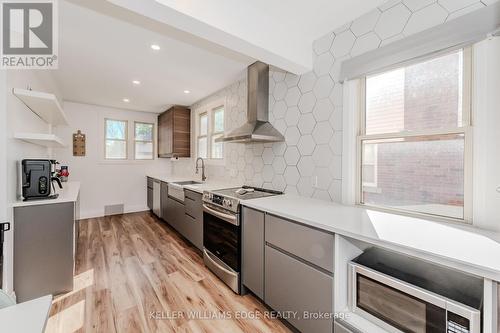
[[105, 119, 127, 159], [134, 122, 154, 160], [197, 104, 225, 159], [358, 48, 472, 221]]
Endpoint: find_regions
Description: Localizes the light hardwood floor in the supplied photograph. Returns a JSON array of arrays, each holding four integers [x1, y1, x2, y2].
[[45, 211, 291, 333]]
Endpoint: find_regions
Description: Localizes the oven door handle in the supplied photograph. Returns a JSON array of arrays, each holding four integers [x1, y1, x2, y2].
[[203, 204, 239, 226], [203, 248, 238, 277]]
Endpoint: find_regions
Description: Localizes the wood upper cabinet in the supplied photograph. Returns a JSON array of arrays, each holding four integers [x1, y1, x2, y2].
[[158, 106, 191, 158]]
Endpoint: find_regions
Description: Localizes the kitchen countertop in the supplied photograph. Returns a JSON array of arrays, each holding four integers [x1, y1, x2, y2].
[[241, 194, 500, 280], [146, 175, 241, 194], [0, 295, 52, 333], [12, 181, 81, 208]]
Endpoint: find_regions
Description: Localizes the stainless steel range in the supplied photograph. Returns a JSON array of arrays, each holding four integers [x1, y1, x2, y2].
[[202, 186, 282, 294]]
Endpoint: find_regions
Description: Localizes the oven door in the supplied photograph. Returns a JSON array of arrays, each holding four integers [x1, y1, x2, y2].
[[203, 204, 240, 273], [349, 263, 480, 333]]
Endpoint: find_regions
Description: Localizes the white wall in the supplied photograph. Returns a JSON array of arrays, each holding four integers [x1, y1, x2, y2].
[[53, 102, 172, 219], [4, 69, 62, 297]]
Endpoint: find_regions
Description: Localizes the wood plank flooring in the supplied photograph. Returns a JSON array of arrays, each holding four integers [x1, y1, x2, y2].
[[45, 211, 291, 333]]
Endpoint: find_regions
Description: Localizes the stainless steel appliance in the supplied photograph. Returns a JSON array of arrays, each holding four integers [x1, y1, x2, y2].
[[21, 159, 62, 201], [202, 186, 282, 293], [349, 248, 483, 333]]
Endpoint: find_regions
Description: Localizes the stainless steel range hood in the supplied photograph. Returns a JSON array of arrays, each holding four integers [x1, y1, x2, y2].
[[216, 61, 285, 143]]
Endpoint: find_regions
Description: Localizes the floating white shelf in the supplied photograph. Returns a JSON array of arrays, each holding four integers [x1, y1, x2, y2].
[[14, 133, 66, 148], [13, 88, 68, 126]]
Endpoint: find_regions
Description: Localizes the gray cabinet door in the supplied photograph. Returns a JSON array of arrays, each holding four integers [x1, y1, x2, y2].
[[147, 187, 153, 210], [265, 245, 333, 333], [161, 182, 168, 219], [266, 214, 334, 273], [242, 207, 265, 299], [184, 190, 203, 250], [167, 197, 187, 236]]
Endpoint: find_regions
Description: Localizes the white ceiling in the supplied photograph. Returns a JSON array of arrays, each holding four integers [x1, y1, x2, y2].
[[56, 0, 383, 113], [56, 0, 253, 113]]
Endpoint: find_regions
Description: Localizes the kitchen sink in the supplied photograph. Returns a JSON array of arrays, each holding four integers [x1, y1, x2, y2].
[[172, 181, 202, 186]]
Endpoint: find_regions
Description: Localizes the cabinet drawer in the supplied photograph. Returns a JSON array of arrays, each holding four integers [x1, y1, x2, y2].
[[147, 177, 154, 188], [265, 214, 334, 273], [185, 190, 202, 219], [265, 245, 333, 333], [184, 213, 203, 250]]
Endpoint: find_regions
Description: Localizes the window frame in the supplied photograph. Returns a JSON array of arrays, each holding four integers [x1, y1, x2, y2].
[[133, 121, 155, 160], [355, 47, 473, 223], [195, 99, 226, 162], [104, 118, 128, 160]]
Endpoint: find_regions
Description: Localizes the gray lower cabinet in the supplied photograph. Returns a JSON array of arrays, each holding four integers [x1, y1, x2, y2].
[[160, 182, 168, 218], [242, 207, 265, 299], [183, 190, 203, 250], [166, 196, 185, 234], [265, 245, 334, 333], [14, 202, 76, 302], [147, 177, 153, 210]]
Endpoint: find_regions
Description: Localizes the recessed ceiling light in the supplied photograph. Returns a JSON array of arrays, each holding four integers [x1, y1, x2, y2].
[[132, 80, 141, 85], [151, 44, 161, 51], [123, 98, 130, 103], [183, 90, 190, 94]]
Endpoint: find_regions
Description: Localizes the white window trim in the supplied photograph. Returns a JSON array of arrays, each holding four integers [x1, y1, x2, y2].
[[346, 47, 473, 224], [194, 98, 226, 165], [133, 121, 155, 160]]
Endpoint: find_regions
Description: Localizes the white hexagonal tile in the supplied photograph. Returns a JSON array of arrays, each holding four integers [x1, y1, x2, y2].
[[446, 2, 484, 21], [284, 146, 300, 165], [273, 100, 287, 119], [312, 121, 334, 145], [273, 70, 286, 82], [333, 22, 352, 34], [297, 177, 315, 197], [404, 3, 448, 36], [351, 9, 381, 37], [329, 155, 342, 180], [329, 83, 344, 107], [313, 32, 335, 55], [329, 105, 343, 131], [374, 4, 411, 39], [379, 0, 401, 11], [284, 166, 300, 186], [244, 164, 255, 181], [314, 167, 333, 190], [272, 142, 286, 156], [297, 156, 315, 177], [244, 148, 254, 162], [328, 179, 342, 202], [297, 135, 316, 155], [274, 118, 287, 134], [263, 182, 273, 190], [404, 0, 436, 12], [331, 30, 356, 58], [351, 32, 381, 57], [284, 72, 300, 87], [284, 107, 300, 127], [272, 174, 286, 191], [380, 33, 405, 47], [252, 173, 264, 188], [285, 126, 301, 146], [253, 143, 264, 156], [237, 157, 246, 171], [438, 0, 480, 12], [313, 76, 335, 99], [262, 165, 274, 182], [314, 53, 335, 77], [298, 92, 317, 114], [284, 185, 298, 195], [285, 87, 301, 107], [262, 147, 275, 165], [272, 156, 286, 174], [313, 189, 331, 201], [313, 98, 334, 122], [312, 144, 334, 167], [329, 130, 343, 155], [298, 113, 317, 134], [273, 81, 288, 101], [252, 156, 264, 172], [298, 71, 317, 93]]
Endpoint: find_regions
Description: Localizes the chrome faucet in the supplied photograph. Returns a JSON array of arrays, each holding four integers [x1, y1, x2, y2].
[[195, 157, 207, 182]]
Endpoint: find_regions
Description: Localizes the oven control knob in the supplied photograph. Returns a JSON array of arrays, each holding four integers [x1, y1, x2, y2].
[[223, 199, 232, 207]]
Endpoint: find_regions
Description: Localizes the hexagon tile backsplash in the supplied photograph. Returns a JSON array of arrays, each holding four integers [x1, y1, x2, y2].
[[176, 0, 496, 204]]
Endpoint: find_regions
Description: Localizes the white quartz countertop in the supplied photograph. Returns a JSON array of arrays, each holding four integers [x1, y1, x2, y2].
[[242, 194, 500, 280], [0, 295, 52, 333], [146, 175, 240, 194], [12, 181, 81, 208]]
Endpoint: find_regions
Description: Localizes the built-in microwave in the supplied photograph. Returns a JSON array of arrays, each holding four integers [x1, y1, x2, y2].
[[348, 248, 483, 333]]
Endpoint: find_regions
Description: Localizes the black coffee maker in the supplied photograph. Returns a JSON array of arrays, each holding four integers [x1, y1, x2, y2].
[[21, 159, 62, 201]]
